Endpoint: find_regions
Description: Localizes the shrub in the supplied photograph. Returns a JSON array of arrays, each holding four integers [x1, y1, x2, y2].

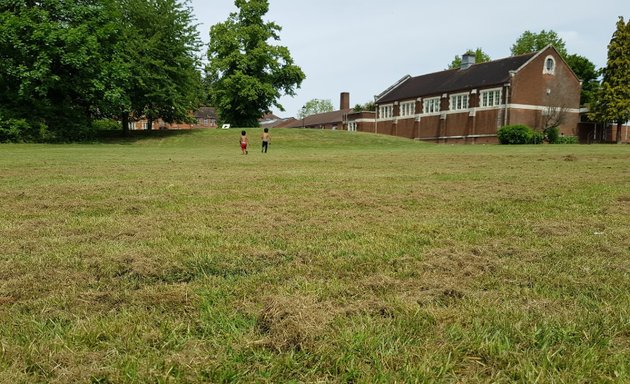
[[92, 119, 122, 131], [0, 118, 50, 143], [545, 126, 559, 143], [555, 135, 579, 144], [530, 131, 545, 144], [498, 124, 535, 144]]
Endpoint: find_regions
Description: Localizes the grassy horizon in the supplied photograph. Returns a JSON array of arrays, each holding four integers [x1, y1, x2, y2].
[[1, 128, 629, 383]]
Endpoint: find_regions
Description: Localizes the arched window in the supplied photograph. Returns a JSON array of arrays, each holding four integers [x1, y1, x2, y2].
[[543, 55, 556, 75]]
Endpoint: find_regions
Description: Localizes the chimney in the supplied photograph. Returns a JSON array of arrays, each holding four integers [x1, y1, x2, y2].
[[461, 53, 475, 70], [340, 92, 350, 110]]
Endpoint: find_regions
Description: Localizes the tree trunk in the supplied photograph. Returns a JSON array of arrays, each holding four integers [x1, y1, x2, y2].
[[147, 116, 153, 131], [122, 111, 129, 136], [617, 121, 622, 144]]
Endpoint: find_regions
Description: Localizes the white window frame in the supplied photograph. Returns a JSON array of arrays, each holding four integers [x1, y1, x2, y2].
[[347, 121, 357, 132], [379, 104, 393, 119], [480, 88, 502, 107], [422, 97, 441, 114], [543, 55, 556, 75], [400, 101, 415, 117], [449, 93, 469, 111]]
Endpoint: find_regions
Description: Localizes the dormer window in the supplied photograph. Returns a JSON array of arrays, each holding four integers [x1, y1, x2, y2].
[[543, 56, 556, 75]]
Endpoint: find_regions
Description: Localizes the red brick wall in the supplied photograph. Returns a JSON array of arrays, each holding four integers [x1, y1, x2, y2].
[[474, 109, 503, 135], [368, 48, 582, 143], [418, 115, 441, 140], [510, 46, 581, 135], [511, 49, 580, 108], [395, 118, 415, 139]]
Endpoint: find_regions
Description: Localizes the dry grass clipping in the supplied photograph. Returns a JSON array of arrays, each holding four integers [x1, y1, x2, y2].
[[253, 294, 335, 352]]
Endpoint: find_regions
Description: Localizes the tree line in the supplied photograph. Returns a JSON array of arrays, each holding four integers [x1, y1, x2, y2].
[[0, 0, 303, 142], [0, 0, 205, 141]]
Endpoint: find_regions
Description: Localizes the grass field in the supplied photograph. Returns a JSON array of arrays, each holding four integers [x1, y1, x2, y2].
[[1, 128, 629, 383]]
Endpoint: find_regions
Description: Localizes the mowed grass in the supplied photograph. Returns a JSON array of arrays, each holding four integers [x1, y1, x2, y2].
[[0, 128, 629, 383]]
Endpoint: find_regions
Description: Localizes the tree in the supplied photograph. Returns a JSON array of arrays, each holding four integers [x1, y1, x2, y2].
[[353, 101, 376, 112], [206, 0, 305, 127], [0, 0, 119, 140], [564, 54, 600, 106], [448, 48, 491, 69], [511, 30, 568, 57], [0, 0, 204, 140], [590, 17, 630, 144], [111, 0, 203, 133], [298, 99, 333, 118]]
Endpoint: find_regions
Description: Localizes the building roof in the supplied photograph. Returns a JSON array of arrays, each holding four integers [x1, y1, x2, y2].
[[286, 109, 353, 127], [260, 116, 297, 128], [376, 52, 537, 104]]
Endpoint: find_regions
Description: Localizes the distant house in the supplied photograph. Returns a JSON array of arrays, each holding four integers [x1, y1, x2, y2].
[[259, 113, 297, 129], [129, 106, 218, 130], [353, 45, 582, 143], [286, 92, 355, 130]]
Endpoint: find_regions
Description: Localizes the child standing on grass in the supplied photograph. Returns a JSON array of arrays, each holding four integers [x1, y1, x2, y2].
[[261, 127, 270, 153], [240, 130, 249, 155]]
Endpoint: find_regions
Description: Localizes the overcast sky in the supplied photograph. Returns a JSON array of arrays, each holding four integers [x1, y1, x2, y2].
[[189, 0, 627, 118]]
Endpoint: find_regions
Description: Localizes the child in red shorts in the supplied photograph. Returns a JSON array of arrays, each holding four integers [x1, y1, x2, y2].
[[240, 130, 249, 154]]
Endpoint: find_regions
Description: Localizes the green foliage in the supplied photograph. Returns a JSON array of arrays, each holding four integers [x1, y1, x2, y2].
[[0, 118, 51, 143], [545, 126, 560, 143], [0, 0, 203, 141], [206, 0, 305, 127], [353, 101, 376, 112], [0, 0, 116, 138], [298, 99, 334, 118], [497, 125, 539, 144], [565, 54, 600, 106], [511, 30, 568, 57], [114, 0, 204, 127], [448, 48, 491, 69], [566, 55, 600, 100], [589, 17, 630, 143], [92, 119, 122, 131], [531, 131, 545, 144], [554, 135, 579, 144]]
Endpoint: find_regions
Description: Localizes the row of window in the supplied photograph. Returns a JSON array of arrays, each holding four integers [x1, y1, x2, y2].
[[379, 88, 503, 118]]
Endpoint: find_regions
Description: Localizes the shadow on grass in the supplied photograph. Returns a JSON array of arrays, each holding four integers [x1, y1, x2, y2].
[[94, 129, 197, 144]]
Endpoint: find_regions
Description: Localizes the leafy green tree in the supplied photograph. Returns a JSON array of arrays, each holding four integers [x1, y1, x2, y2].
[[0, 0, 204, 140], [298, 99, 333, 118], [448, 48, 491, 69], [111, 0, 203, 133], [511, 30, 568, 57], [353, 101, 376, 112], [565, 54, 600, 106], [590, 17, 630, 144], [206, 0, 305, 127], [0, 0, 119, 139]]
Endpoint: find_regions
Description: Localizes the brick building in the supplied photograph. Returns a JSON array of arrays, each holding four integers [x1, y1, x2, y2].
[[286, 92, 355, 130], [129, 106, 218, 130], [353, 45, 582, 143]]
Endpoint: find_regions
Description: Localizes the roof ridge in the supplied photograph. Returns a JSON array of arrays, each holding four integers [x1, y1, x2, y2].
[[411, 51, 538, 80]]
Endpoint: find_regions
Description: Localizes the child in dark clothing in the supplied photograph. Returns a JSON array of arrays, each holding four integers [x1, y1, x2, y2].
[[261, 128, 270, 153]]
